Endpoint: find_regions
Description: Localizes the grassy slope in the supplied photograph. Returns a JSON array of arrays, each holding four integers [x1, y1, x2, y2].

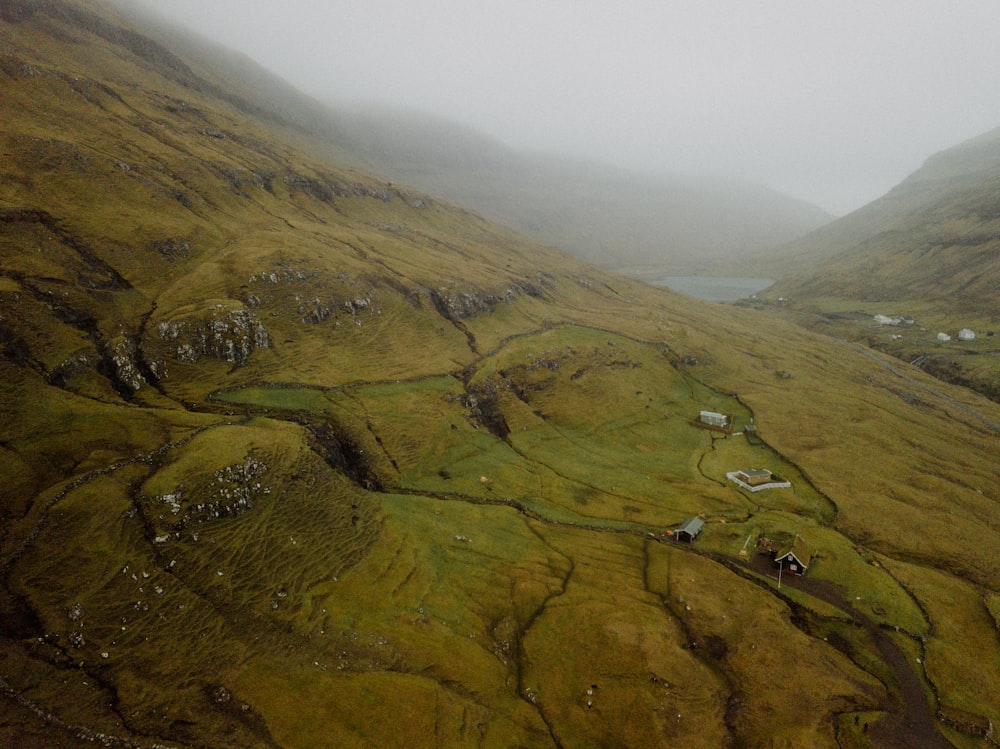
[[1, 2, 998, 748], [741, 129, 1000, 403], [747, 126, 1000, 298]]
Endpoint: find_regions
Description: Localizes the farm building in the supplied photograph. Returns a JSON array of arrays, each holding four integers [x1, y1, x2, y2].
[[735, 468, 773, 486], [674, 517, 704, 542], [773, 536, 812, 576], [698, 411, 730, 429], [727, 468, 792, 492]]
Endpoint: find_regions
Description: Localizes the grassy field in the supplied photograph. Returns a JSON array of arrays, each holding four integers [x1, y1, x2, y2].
[[2, 3, 999, 748]]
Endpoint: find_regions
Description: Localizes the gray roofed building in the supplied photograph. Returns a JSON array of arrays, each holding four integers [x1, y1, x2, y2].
[[674, 516, 704, 542]]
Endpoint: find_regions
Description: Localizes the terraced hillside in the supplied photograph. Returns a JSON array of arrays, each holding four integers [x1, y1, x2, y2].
[[2, 2, 1000, 748]]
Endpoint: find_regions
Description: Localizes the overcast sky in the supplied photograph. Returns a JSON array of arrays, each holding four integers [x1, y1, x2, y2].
[[128, 0, 1000, 215]]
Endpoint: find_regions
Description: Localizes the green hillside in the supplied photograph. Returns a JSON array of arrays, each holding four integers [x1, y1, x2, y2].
[[761, 126, 1000, 303], [2, 2, 999, 748], [747, 128, 1000, 402]]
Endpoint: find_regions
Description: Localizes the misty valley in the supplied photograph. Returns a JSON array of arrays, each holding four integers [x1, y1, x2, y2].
[[650, 277, 775, 303], [1, 2, 998, 749]]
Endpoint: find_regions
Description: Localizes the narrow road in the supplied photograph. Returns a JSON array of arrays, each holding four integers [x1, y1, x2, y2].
[[749, 554, 954, 749]]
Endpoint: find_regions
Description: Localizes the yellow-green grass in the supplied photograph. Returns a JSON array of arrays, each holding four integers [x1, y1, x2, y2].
[[4, 4, 1000, 745], [883, 558, 1000, 731], [644, 542, 883, 747], [213, 384, 333, 413], [696, 431, 836, 523], [214, 332, 771, 531], [987, 593, 1000, 629], [0, 372, 213, 524], [7, 465, 252, 735], [770, 296, 1000, 404], [701, 516, 927, 634], [834, 711, 884, 749], [517, 526, 733, 748], [228, 491, 569, 747]]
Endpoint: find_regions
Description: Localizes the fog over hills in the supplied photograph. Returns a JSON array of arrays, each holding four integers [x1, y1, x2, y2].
[[760, 126, 1000, 308], [108, 0, 834, 275], [329, 111, 834, 275], [2, 2, 1000, 749], [123, 0, 1000, 217]]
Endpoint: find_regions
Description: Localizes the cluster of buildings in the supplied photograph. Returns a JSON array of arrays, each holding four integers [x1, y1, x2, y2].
[[666, 409, 811, 577]]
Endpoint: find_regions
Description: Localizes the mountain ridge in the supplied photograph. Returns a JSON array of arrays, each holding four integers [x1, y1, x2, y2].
[[1, 2, 998, 747], [737, 125, 1000, 402], [108, 0, 833, 275], [755, 126, 1000, 301]]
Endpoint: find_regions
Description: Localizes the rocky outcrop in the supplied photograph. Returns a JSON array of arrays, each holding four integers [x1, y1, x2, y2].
[[107, 336, 145, 391], [282, 171, 395, 205], [245, 266, 382, 326], [147, 237, 190, 259], [145, 454, 271, 540], [429, 282, 545, 321], [460, 379, 511, 441], [156, 304, 269, 365]]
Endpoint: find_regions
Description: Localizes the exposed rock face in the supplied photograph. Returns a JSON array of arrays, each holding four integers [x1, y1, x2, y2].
[[245, 266, 382, 326], [430, 282, 544, 321], [305, 421, 383, 491], [461, 379, 511, 441], [247, 267, 308, 285], [298, 295, 378, 325], [147, 237, 190, 259], [282, 171, 395, 205], [156, 305, 269, 365], [147, 454, 271, 539], [108, 336, 145, 390]]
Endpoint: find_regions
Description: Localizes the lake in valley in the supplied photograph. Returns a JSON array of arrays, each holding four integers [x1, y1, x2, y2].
[[652, 276, 775, 302]]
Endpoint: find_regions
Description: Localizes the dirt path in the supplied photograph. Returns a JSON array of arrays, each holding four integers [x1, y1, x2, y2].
[[748, 554, 954, 749]]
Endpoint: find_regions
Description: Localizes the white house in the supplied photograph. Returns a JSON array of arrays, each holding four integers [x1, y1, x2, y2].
[[698, 411, 729, 429]]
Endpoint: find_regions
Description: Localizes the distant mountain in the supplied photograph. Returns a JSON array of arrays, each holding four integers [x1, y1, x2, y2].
[[3, 3, 999, 748], [748, 128, 1000, 403], [761, 127, 1000, 314], [306, 107, 835, 275], [112, 2, 832, 276]]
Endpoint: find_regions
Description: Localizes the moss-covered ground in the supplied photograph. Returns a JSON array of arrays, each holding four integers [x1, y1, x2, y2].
[[1, 4, 998, 748]]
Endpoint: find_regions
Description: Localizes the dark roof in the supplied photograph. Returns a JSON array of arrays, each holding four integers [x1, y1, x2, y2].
[[676, 517, 704, 536], [774, 536, 811, 566]]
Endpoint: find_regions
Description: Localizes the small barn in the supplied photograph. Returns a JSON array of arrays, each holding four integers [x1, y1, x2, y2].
[[735, 468, 773, 486], [674, 517, 704, 543], [773, 536, 812, 576]]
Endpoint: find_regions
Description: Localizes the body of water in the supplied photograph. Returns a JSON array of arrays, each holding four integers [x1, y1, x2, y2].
[[651, 276, 775, 302]]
